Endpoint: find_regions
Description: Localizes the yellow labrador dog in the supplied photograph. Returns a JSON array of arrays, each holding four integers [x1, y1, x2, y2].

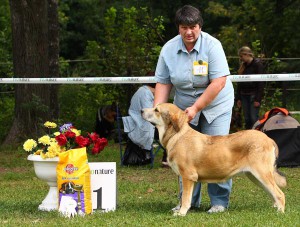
[[141, 103, 286, 216]]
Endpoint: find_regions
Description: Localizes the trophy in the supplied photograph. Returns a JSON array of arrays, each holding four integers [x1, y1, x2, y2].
[[73, 184, 84, 216]]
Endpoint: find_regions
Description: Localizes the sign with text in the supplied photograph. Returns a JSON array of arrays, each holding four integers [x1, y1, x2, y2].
[[89, 162, 116, 212]]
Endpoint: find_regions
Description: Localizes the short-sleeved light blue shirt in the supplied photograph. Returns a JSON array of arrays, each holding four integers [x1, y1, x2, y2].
[[155, 32, 234, 124], [122, 86, 155, 150]]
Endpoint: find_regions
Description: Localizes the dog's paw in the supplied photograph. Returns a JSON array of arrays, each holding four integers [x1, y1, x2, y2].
[[276, 206, 285, 213], [273, 203, 285, 213], [173, 210, 187, 217]]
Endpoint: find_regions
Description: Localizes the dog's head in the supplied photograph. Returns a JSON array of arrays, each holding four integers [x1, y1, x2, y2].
[[59, 182, 75, 194], [142, 103, 188, 134]]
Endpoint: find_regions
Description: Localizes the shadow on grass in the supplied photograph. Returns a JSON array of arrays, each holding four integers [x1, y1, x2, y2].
[[116, 200, 215, 215], [0, 200, 55, 216]]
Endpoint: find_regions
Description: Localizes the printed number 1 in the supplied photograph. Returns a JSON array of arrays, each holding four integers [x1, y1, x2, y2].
[[93, 187, 105, 211]]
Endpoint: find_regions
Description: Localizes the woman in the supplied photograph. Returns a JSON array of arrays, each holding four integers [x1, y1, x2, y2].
[[236, 46, 265, 129], [154, 5, 234, 213], [122, 73, 167, 166], [123, 83, 156, 151]]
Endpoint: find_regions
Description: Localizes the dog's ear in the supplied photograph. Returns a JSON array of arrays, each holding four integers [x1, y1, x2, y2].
[[170, 112, 181, 132]]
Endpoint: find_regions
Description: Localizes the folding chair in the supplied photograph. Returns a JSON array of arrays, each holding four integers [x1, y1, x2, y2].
[[116, 103, 165, 168], [116, 103, 126, 165]]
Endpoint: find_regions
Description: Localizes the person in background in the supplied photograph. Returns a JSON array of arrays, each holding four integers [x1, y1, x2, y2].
[[95, 103, 117, 139], [236, 46, 265, 129], [154, 5, 234, 213], [122, 72, 167, 166]]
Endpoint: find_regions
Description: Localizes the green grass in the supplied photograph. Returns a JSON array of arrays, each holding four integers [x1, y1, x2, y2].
[[0, 143, 300, 226]]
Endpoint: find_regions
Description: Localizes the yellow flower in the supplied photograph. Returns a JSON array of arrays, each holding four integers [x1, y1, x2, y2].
[[47, 143, 61, 154], [49, 138, 57, 144], [44, 121, 57, 129], [38, 135, 51, 145], [71, 128, 81, 136], [54, 131, 60, 136], [40, 152, 47, 159], [46, 152, 57, 158], [34, 150, 42, 155], [23, 139, 37, 152]]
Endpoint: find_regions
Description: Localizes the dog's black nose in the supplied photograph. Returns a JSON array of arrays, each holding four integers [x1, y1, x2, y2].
[[141, 109, 144, 114]]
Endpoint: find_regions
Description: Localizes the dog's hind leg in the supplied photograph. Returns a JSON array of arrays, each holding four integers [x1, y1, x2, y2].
[[174, 178, 194, 216], [245, 172, 265, 189], [245, 170, 285, 213]]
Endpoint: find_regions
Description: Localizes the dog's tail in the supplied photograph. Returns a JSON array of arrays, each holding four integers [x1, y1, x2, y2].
[[274, 170, 287, 188], [273, 141, 287, 188], [273, 140, 279, 158]]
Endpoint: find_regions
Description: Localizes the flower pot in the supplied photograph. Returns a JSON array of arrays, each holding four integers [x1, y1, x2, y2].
[[27, 154, 59, 211]]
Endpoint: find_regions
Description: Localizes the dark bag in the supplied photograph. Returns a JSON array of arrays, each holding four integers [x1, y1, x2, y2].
[[265, 127, 300, 167], [254, 107, 300, 168], [254, 107, 292, 131], [122, 139, 152, 166]]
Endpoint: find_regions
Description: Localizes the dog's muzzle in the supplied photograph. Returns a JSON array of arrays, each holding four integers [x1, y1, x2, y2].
[[141, 109, 156, 126]]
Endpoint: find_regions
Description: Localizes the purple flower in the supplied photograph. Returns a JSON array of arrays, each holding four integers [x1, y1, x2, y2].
[[59, 123, 73, 133]]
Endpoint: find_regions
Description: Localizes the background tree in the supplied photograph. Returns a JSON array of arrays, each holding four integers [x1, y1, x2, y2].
[[206, 0, 300, 69], [0, 0, 299, 144], [4, 0, 59, 145], [95, 6, 164, 109], [54, 6, 165, 132], [0, 0, 14, 141]]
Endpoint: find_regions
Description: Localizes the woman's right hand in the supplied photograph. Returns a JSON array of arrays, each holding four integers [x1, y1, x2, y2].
[[185, 106, 198, 122]]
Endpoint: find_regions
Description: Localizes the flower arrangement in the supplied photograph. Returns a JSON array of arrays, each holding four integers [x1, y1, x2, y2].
[[23, 121, 108, 159]]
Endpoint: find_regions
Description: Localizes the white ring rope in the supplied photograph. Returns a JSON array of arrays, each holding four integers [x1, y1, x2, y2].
[[0, 73, 299, 84]]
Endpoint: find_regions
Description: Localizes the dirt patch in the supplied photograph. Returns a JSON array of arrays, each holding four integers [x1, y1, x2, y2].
[[0, 167, 31, 173], [0, 167, 9, 173]]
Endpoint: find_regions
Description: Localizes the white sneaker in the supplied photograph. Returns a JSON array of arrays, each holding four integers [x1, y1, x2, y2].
[[153, 144, 159, 148], [207, 205, 226, 214], [161, 161, 169, 167], [171, 204, 181, 212]]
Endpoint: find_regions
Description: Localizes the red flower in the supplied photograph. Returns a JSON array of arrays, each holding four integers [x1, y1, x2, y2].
[[75, 136, 90, 148], [92, 138, 108, 154], [98, 138, 108, 147], [88, 132, 99, 142], [55, 134, 68, 146], [92, 145, 101, 154], [64, 131, 76, 138]]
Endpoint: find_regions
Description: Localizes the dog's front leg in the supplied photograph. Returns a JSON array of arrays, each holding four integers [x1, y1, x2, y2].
[[174, 178, 194, 216]]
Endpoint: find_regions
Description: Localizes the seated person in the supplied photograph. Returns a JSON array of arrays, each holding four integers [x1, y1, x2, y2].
[[122, 82, 167, 166], [95, 103, 117, 140]]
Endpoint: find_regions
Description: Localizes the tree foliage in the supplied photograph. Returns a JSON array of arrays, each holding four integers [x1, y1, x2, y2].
[[209, 0, 300, 58], [0, 0, 299, 144], [0, 0, 12, 78], [67, 6, 164, 114]]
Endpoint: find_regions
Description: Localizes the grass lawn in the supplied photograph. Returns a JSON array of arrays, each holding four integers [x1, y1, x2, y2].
[[0, 142, 299, 226]]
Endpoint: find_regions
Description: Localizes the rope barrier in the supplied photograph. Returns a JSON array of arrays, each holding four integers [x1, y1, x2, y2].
[[0, 73, 299, 84]]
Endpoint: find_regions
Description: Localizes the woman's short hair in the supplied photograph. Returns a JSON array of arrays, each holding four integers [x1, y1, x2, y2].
[[238, 46, 254, 58], [144, 71, 156, 88], [175, 5, 204, 29]]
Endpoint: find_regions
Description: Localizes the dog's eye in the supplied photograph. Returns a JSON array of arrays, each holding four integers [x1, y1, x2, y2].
[[154, 108, 159, 112]]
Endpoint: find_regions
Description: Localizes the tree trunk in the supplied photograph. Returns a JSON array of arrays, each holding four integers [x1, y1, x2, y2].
[[48, 0, 59, 118], [4, 0, 59, 145]]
